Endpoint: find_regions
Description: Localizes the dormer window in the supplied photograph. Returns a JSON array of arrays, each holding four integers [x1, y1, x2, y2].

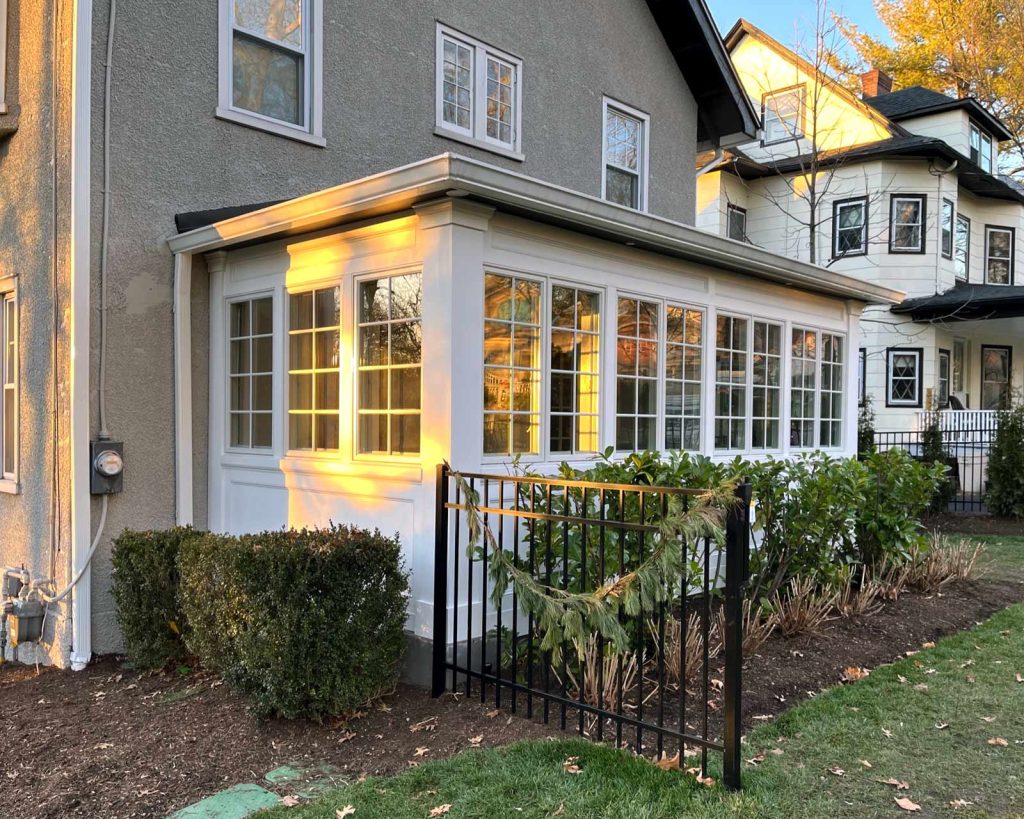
[[762, 87, 804, 145], [970, 123, 993, 173]]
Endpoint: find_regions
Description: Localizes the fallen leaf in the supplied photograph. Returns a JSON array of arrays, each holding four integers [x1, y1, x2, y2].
[[563, 756, 582, 775], [752, 714, 773, 721], [410, 717, 438, 733], [377, 702, 392, 712], [935, 722, 949, 730], [414, 747, 430, 757], [747, 751, 766, 766], [552, 804, 565, 817], [882, 728, 894, 738], [279, 795, 300, 807], [966, 675, 976, 684], [981, 716, 996, 723], [468, 735, 483, 747], [914, 683, 929, 692], [950, 799, 973, 809], [336, 808, 356, 819], [897, 675, 909, 684], [93, 742, 114, 750], [429, 806, 452, 818], [485, 709, 500, 718], [828, 767, 845, 777], [860, 760, 873, 768], [337, 731, 356, 744], [697, 774, 715, 787], [960, 660, 974, 668], [841, 666, 869, 682], [895, 797, 922, 812], [655, 753, 680, 771], [922, 641, 935, 649], [877, 777, 910, 790], [988, 737, 1009, 747], [770, 748, 784, 756], [1016, 673, 1023, 684]]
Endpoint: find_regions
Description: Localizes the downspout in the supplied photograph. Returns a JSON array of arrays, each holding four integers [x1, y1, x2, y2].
[[173, 251, 194, 526], [696, 147, 726, 177]]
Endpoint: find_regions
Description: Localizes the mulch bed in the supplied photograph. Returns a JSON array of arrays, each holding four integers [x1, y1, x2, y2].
[[922, 513, 1024, 536], [2, 575, 1022, 819]]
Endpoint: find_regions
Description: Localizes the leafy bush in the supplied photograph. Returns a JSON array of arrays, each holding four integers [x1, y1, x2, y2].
[[179, 525, 409, 719], [857, 398, 876, 458], [111, 526, 199, 669], [987, 404, 1024, 518]]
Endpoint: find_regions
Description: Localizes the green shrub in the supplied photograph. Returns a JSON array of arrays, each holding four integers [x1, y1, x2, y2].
[[857, 398, 877, 458], [179, 525, 409, 719], [111, 526, 199, 669], [921, 416, 956, 513], [987, 404, 1024, 518]]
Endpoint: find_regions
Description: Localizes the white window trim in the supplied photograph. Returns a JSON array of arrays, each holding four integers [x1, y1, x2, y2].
[[889, 195, 926, 253], [434, 24, 524, 161], [0, 0, 8, 115], [886, 348, 922, 407], [790, 326, 846, 451], [1, 285, 17, 493], [601, 96, 650, 213], [216, 0, 325, 147], [762, 86, 805, 145], [833, 198, 868, 259], [984, 226, 1014, 285], [224, 292, 276, 455]]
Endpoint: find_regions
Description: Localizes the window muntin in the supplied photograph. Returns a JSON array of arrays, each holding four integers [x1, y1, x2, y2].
[[714, 316, 747, 451], [955, 213, 971, 281], [288, 287, 340, 451], [981, 345, 1011, 410], [790, 328, 817, 447], [436, 26, 521, 154], [550, 286, 600, 454], [952, 339, 966, 395], [886, 348, 922, 407], [603, 101, 647, 210], [833, 198, 868, 258], [726, 205, 747, 242], [890, 195, 926, 253], [228, 296, 274, 449], [970, 124, 993, 173], [762, 87, 803, 144], [483, 273, 542, 456], [665, 305, 703, 451], [791, 328, 845, 448], [941, 199, 954, 259], [937, 349, 951, 408], [357, 274, 422, 456], [985, 226, 1014, 285], [819, 333, 844, 448], [2, 292, 15, 480], [615, 297, 659, 451], [751, 321, 782, 450]]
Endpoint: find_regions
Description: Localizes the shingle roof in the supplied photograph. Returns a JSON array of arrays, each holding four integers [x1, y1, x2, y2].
[[175, 200, 285, 233], [892, 283, 1024, 321], [865, 86, 1013, 141]]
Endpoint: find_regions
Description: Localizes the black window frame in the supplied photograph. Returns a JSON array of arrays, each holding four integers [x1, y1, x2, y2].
[[832, 196, 869, 260], [940, 198, 954, 260], [885, 347, 923, 408], [937, 348, 951, 408], [888, 194, 927, 255], [981, 344, 1013, 410], [954, 212, 971, 281], [984, 224, 1015, 285], [726, 203, 747, 242], [970, 123, 994, 173]]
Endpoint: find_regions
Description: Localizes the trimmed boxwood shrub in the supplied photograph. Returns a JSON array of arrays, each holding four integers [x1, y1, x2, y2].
[[111, 526, 198, 669], [178, 525, 409, 719]]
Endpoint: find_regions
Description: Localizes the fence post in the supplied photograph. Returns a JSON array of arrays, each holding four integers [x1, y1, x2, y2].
[[722, 478, 752, 791], [432, 463, 450, 698]]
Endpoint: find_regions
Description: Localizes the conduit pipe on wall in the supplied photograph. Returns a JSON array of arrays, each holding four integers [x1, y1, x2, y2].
[[930, 159, 958, 296]]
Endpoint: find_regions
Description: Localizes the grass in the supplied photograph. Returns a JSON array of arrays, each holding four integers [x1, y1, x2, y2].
[[971, 534, 1024, 581], [262, 598, 1024, 818]]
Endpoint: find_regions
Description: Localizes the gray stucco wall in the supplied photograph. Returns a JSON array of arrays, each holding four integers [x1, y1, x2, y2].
[[83, 0, 701, 653], [0, 0, 74, 664]]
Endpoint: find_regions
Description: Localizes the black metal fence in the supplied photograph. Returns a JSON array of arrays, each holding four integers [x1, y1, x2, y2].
[[431, 465, 752, 789], [874, 411, 1002, 513]]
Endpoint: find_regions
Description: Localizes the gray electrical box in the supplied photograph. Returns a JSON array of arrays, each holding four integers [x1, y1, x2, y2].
[[1, 573, 23, 598], [10, 599, 44, 645], [90, 440, 125, 495]]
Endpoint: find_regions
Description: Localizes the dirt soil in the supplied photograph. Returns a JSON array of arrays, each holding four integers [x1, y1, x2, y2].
[[923, 513, 1024, 536], [2, 575, 1022, 819]]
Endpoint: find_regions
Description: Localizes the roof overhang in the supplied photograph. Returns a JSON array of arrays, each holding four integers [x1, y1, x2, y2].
[[884, 98, 1014, 143], [892, 284, 1024, 322], [170, 153, 901, 306]]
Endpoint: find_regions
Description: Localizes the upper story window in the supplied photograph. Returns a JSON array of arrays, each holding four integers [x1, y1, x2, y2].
[[985, 226, 1014, 285], [218, 0, 324, 146], [889, 195, 926, 254], [886, 348, 922, 408], [955, 213, 970, 281], [941, 199, 954, 260], [602, 98, 649, 211], [1, 290, 16, 486], [726, 205, 747, 241], [435, 25, 522, 158], [833, 198, 868, 258], [762, 86, 804, 145], [970, 123, 994, 173]]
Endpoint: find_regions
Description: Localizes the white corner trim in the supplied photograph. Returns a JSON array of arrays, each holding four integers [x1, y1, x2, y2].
[[0, 0, 8, 114], [173, 251, 194, 526], [69, 0, 93, 670]]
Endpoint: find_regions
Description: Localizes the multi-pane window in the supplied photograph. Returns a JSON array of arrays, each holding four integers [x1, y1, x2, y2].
[[603, 101, 647, 210], [981, 345, 1011, 410], [886, 348, 922, 407], [955, 213, 970, 281], [483, 273, 542, 456], [615, 298, 659, 451], [833, 198, 868, 258], [970, 124, 993, 173], [751, 321, 782, 450], [665, 305, 703, 451], [762, 87, 803, 144], [890, 195, 926, 253], [436, 26, 521, 153], [819, 333, 844, 448], [714, 316, 749, 450], [941, 199, 954, 259], [357, 274, 422, 456], [937, 349, 951, 408], [952, 339, 966, 395], [790, 328, 817, 447], [228, 0, 312, 128], [726, 205, 747, 242], [2, 293, 15, 480], [985, 226, 1013, 285], [550, 286, 600, 454], [288, 287, 339, 451], [229, 296, 274, 449]]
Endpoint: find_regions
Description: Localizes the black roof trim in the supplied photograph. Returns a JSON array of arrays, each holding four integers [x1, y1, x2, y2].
[[866, 86, 1013, 142], [175, 200, 286, 233], [892, 283, 1024, 321]]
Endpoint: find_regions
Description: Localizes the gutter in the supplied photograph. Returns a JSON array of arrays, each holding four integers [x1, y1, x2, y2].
[[696, 148, 726, 177]]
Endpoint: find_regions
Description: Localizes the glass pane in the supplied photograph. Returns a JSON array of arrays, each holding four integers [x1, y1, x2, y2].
[[484, 414, 510, 455], [230, 340, 250, 375], [390, 415, 420, 454], [515, 280, 541, 324], [289, 373, 312, 410], [391, 368, 421, 410], [391, 274, 422, 320], [251, 413, 272, 448], [359, 279, 389, 323], [485, 274, 513, 319], [390, 322, 422, 364], [252, 375, 273, 411], [359, 324, 387, 366], [314, 329, 339, 370], [289, 413, 312, 450], [484, 321, 512, 365], [315, 288, 339, 328], [230, 413, 250, 448], [290, 291, 313, 330], [512, 371, 536, 412], [230, 376, 250, 411], [230, 301, 250, 338], [605, 167, 638, 208], [315, 414, 339, 450], [252, 297, 273, 335], [232, 34, 302, 125], [512, 327, 539, 368], [359, 414, 387, 454], [3, 390, 12, 473], [234, 0, 303, 46], [511, 415, 537, 454], [253, 337, 273, 373], [289, 332, 312, 370], [358, 370, 387, 410], [316, 372, 339, 410]]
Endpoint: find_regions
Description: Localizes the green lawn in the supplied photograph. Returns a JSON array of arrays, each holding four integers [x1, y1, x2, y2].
[[973, 534, 1024, 581]]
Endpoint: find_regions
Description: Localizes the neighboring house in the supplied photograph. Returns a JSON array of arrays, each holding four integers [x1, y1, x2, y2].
[[0, 1, 896, 671], [698, 19, 1024, 433]]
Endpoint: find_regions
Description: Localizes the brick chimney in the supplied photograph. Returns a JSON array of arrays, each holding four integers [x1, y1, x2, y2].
[[860, 68, 893, 99]]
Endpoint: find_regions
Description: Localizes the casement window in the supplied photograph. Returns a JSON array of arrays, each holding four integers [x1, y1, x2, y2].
[[228, 296, 274, 449], [886, 348, 923, 408], [483, 273, 542, 456], [726, 205, 747, 242], [833, 198, 868, 258], [435, 25, 522, 157], [981, 345, 1012, 410], [984, 226, 1014, 285], [550, 286, 601, 454], [955, 213, 971, 281], [1, 291, 16, 484], [858, 348, 867, 407], [602, 98, 649, 211], [357, 273, 422, 456], [889, 195, 926, 253], [970, 124, 993, 173], [288, 286, 340, 451], [952, 339, 966, 395], [218, 0, 323, 145], [941, 199, 954, 260], [664, 305, 703, 451], [615, 297, 659, 451], [937, 349, 951, 408], [715, 316, 782, 452], [818, 333, 844, 448], [762, 86, 804, 145], [789, 328, 843, 449]]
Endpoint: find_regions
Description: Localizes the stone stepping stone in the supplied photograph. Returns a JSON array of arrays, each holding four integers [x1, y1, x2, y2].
[[169, 783, 281, 818]]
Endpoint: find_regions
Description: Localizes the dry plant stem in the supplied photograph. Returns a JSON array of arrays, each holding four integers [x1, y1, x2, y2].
[[772, 576, 836, 638]]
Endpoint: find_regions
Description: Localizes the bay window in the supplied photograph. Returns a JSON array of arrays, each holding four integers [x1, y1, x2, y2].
[[889, 195, 926, 253], [288, 286, 340, 451], [1, 291, 15, 483], [550, 286, 601, 454], [615, 297, 659, 451], [229, 296, 274, 449], [664, 305, 703, 451], [715, 316, 782, 452], [791, 328, 844, 448]]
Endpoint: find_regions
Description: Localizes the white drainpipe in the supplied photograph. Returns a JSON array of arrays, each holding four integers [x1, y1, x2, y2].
[[696, 147, 727, 177]]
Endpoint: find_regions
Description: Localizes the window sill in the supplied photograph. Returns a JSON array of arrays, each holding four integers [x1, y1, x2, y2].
[[0, 478, 20, 495], [216, 106, 326, 148], [433, 126, 524, 162]]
